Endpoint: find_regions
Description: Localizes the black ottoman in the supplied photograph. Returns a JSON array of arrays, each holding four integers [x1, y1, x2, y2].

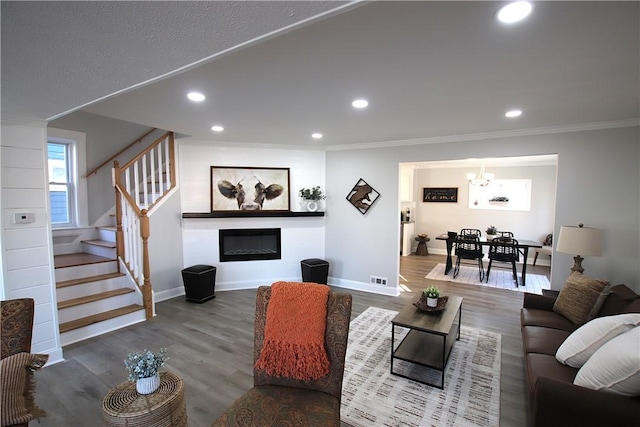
[[181, 265, 216, 303], [301, 258, 329, 285]]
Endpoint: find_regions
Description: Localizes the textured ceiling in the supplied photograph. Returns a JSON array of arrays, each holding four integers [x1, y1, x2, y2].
[[3, 1, 639, 148], [1, 1, 352, 120]]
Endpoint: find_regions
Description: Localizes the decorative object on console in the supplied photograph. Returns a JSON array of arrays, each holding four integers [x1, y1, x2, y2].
[[486, 225, 498, 240], [299, 186, 325, 212], [466, 164, 495, 187], [346, 178, 380, 214], [210, 166, 290, 212], [556, 223, 603, 274], [124, 347, 168, 395]]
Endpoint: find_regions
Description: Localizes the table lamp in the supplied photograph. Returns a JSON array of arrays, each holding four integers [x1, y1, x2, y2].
[[556, 223, 603, 274]]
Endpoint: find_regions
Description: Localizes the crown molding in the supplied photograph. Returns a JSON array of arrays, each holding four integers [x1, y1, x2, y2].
[[326, 118, 640, 152]]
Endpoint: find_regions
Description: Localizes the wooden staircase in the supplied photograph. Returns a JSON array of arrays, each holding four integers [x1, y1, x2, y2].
[[54, 225, 145, 346]]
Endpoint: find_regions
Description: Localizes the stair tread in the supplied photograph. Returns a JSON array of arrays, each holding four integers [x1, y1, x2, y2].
[[57, 272, 126, 288], [58, 288, 135, 309], [97, 226, 116, 231], [82, 239, 116, 248], [54, 253, 115, 268], [59, 304, 144, 334]]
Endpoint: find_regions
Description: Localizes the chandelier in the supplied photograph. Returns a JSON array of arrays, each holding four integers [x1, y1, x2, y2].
[[466, 165, 495, 187]]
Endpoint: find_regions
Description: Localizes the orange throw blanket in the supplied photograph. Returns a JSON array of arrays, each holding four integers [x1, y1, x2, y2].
[[255, 281, 330, 381]]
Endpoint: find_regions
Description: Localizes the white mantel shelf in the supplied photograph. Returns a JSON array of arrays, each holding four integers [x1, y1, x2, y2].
[[182, 211, 325, 218]]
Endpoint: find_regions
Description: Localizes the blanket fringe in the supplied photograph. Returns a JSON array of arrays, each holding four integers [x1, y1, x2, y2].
[[256, 340, 329, 381]]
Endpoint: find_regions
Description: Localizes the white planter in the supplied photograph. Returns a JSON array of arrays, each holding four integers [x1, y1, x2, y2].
[[136, 373, 160, 395], [427, 297, 438, 308], [306, 200, 319, 212], [486, 234, 496, 241]]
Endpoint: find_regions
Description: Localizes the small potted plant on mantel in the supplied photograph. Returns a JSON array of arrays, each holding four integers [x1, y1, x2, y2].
[[486, 225, 498, 241], [424, 286, 440, 308], [124, 347, 168, 395], [299, 186, 326, 212]]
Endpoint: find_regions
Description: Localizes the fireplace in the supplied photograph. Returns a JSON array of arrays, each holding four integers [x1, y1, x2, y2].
[[219, 228, 281, 262]]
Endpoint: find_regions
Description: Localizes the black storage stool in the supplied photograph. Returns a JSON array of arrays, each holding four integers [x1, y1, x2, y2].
[[301, 258, 329, 284], [181, 264, 216, 303]]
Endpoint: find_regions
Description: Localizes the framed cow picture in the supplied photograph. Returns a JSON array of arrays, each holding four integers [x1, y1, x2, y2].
[[210, 166, 290, 212]]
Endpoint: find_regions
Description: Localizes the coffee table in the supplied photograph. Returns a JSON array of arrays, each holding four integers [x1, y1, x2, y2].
[[390, 295, 463, 389]]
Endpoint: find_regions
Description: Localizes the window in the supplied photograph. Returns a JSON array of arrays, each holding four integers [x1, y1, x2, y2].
[[48, 142, 72, 225], [47, 128, 87, 228]]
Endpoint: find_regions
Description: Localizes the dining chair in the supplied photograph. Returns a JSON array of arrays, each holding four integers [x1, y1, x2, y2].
[[453, 229, 485, 281], [486, 237, 520, 286], [533, 233, 553, 266], [497, 231, 514, 238]]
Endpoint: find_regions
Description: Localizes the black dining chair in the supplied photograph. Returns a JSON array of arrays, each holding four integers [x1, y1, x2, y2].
[[453, 229, 485, 281], [486, 237, 520, 286], [497, 231, 514, 238]]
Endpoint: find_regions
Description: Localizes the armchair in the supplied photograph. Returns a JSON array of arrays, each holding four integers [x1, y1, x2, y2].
[[212, 285, 352, 427]]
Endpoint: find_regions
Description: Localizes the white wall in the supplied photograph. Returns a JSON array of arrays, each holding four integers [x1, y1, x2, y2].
[[325, 126, 640, 292], [178, 141, 327, 290], [1, 119, 63, 364], [415, 164, 557, 262]]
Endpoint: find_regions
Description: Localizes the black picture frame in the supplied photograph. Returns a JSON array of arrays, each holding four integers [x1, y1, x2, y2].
[[346, 178, 380, 214], [423, 187, 458, 203], [210, 166, 290, 212]]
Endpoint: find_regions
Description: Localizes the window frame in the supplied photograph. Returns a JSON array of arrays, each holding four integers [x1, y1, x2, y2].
[[47, 128, 88, 229]]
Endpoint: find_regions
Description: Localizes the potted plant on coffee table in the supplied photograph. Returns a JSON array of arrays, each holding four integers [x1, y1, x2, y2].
[[124, 347, 168, 395], [424, 286, 440, 308]]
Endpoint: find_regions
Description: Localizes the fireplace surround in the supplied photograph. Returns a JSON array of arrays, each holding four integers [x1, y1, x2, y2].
[[219, 228, 281, 262]]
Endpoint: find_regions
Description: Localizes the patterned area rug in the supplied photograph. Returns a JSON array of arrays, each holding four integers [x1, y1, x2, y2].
[[425, 263, 550, 295], [341, 307, 501, 427]]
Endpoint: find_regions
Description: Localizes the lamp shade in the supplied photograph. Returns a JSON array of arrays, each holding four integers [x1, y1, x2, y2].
[[556, 225, 603, 257]]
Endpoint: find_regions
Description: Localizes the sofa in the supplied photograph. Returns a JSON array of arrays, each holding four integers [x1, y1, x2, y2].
[[521, 282, 640, 427]]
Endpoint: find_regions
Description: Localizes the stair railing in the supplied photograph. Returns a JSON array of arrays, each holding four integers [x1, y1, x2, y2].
[[113, 131, 175, 319]]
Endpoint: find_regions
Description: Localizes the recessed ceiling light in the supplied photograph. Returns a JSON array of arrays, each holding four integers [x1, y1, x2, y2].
[[311, 133, 323, 139], [211, 125, 224, 132], [187, 92, 205, 102], [352, 99, 369, 109], [505, 109, 523, 118], [496, 1, 533, 24]]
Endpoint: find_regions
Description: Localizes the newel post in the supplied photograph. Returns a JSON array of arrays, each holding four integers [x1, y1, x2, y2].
[[140, 209, 153, 319], [113, 161, 125, 263]]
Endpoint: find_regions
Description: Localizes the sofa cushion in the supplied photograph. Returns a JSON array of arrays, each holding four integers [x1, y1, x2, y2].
[[574, 327, 640, 397], [556, 313, 640, 368], [553, 273, 610, 325], [0, 352, 48, 427], [525, 353, 578, 396], [598, 284, 640, 317], [521, 308, 577, 332], [522, 326, 571, 355]]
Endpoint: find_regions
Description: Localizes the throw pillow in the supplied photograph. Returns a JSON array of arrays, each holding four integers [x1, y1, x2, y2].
[[556, 313, 640, 367], [553, 273, 610, 325], [0, 352, 48, 426], [574, 327, 640, 396]]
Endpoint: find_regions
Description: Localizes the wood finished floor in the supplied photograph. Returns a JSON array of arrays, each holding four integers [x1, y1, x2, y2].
[[35, 254, 550, 426]]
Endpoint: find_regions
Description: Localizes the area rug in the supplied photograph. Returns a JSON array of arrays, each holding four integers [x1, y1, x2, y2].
[[425, 263, 550, 295], [341, 307, 501, 427]]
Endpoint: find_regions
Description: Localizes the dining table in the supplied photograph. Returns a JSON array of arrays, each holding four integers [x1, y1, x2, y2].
[[435, 233, 542, 287]]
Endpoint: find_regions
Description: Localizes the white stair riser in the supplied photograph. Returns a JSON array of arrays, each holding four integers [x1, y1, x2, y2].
[[81, 243, 116, 258], [58, 292, 141, 323], [60, 310, 146, 347], [55, 261, 119, 282], [97, 228, 116, 241], [56, 276, 130, 300]]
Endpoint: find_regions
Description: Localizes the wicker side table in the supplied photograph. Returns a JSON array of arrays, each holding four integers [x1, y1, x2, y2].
[[102, 371, 187, 427]]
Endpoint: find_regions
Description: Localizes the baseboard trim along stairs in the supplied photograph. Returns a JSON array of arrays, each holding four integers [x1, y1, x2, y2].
[[54, 225, 145, 346]]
